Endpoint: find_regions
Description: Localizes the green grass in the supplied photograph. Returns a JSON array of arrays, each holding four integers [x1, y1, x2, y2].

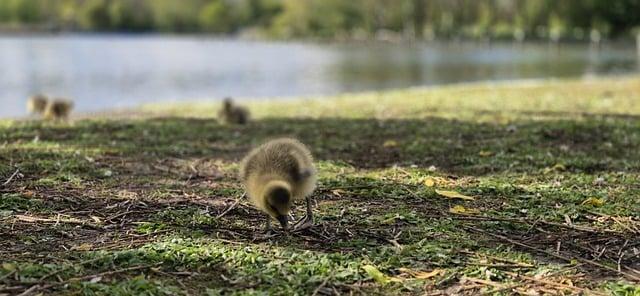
[[1, 76, 639, 295]]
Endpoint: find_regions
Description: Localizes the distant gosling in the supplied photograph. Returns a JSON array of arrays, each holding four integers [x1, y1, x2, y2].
[[218, 97, 249, 125], [26, 94, 49, 115], [239, 138, 317, 231], [43, 99, 74, 121]]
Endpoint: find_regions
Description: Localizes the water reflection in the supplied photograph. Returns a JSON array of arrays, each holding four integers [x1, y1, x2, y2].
[[0, 35, 637, 117]]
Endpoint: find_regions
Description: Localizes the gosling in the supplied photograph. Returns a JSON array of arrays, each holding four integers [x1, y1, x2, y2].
[[218, 97, 249, 125], [239, 138, 317, 232], [26, 94, 49, 115], [43, 99, 73, 121]]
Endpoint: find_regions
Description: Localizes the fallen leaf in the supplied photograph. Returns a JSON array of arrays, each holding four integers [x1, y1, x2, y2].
[[424, 178, 435, 187], [362, 265, 389, 284], [331, 189, 346, 197], [478, 150, 493, 157], [449, 205, 480, 215], [89, 276, 102, 283], [592, 177, 606, 186], [383, 140, 398, 148], [553, 163, 566, 171], [581, 197, 604, 207], [435, 189, 475, 201], [72, 243, 93, 251], [2, 263, 16, 271], [414, 269, 444, 279], [398, 267, 444, 279], [362, 265, 402, 284], [544, 163, 567, 174]]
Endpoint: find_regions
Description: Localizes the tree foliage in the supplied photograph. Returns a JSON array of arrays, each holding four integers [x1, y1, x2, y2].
[[0, 0, 639, 40]]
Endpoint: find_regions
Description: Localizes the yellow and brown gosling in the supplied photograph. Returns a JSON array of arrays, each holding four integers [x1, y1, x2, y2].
[[239, 138, 317, 231], [26, 94, 49, 115], [43, 99, 74, 121], [218, 97, 250, 125]]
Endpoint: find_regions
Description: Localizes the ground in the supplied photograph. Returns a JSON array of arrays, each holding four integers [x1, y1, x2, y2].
[[1, 76, 640, 295]]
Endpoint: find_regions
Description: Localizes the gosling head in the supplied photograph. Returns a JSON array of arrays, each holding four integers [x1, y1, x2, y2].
[[223, 98, 233, 110], [27, 94, 48, 114], [264, 183, 292, 230]]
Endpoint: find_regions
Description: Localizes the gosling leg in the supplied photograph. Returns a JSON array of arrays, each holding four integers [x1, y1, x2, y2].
[[294, 196, 314, 231]]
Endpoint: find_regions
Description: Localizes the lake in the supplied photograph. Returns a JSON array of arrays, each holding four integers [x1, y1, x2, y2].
[[1, 34, 638, 118]]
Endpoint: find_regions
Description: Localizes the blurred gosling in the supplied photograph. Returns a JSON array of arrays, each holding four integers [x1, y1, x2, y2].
[[43, 99, 74, 121], [218, 97, 249, 124], [27, 94, 49, 115], [239, 138, 317, 232]]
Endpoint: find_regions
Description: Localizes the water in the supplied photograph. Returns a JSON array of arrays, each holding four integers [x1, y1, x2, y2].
[[1, 34, 638, 118]]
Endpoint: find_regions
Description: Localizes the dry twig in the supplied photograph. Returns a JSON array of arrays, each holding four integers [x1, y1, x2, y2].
[[466, 226, 640, 282], [2, 169, 21, 187]]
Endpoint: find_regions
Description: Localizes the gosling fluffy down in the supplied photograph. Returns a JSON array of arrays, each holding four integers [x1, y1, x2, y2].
[[27, 94, 49, 115], [218, 98, 249, 124], [239, 138, 316, 230], [43, 99, 74, 121]]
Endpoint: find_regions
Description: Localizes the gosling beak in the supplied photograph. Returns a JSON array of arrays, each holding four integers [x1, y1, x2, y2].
[[276, 215, 288, 230]]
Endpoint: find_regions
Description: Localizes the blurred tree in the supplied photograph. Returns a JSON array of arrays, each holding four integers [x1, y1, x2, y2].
[[10, 0, 43, 24], [0, 0, 638, 40], [412, 0, 426, 39], [199, 0, 232, 33], [271, 0, 311, 38], [109, 0, 154, 31], [78, 0, 112, 30], [151, 0, 202, 32]]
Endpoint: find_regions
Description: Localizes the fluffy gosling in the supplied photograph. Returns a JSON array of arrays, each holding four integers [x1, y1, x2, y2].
[[239, 138, 317, 231], [43, 99, 73, 121], [218, 98, 249, 125], [26, 94, 49, 115]]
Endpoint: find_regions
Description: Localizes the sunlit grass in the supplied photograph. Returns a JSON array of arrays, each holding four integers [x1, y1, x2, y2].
[[1, 76, 639, 294]]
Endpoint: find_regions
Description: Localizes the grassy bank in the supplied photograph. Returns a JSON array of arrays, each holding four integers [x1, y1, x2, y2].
[[1, 76, 639, 295]]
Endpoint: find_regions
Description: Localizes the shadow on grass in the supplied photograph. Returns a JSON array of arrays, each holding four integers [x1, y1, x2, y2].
[[2, 115, 639, 176]]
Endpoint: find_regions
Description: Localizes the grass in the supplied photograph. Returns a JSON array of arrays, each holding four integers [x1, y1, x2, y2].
[[1, 76, 640, 295]]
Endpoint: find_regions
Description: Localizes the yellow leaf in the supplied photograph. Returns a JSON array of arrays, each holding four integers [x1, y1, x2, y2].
[[2, 263, 16, 271], [581, 197, 604, 207], [424, 178, 435, 187], [414, 269, 444, 279], [435, 189, 475, 201], [478, 150, 493, 157], [383, 140, 398, 148], [449, 205, 480, 215], [331, 189, 346, 197], [72, 243, 93, 251], [388, 277, 403, 283], [544, 163, 567, 174], [362, 265, 390, 284], [397, 267, 443, 279]]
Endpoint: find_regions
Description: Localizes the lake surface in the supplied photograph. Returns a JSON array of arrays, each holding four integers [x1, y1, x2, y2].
[[1, 34, 639, 118]]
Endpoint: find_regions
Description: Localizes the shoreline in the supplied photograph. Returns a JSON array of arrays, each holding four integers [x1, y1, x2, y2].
[[3, 74, 640, 122], [0, 30, 638, 46]]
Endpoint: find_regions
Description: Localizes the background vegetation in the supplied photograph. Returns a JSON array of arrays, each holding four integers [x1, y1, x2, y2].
[[0, 0, 639, 41]]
